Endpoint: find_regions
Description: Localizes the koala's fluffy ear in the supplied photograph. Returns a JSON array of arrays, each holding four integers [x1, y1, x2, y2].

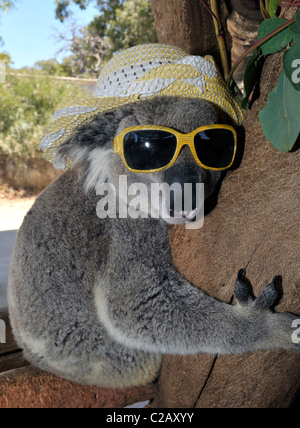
[[55, 110, 121, 192]]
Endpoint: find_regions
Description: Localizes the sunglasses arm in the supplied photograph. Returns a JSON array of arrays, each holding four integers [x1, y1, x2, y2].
[[112, 136, 122, 154]]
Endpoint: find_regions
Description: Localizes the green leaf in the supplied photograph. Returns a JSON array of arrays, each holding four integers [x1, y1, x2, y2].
[[283, 42, 300, 90], [289, 23, 300, 44], [259, 71, 300, 152], [289, 9, 300, 42], [291, 19, 300, 32], [258, 18, 293, 55], [241, 49, 265, 109], [297, 8, 300, 29], [267, 0, 279, 18]]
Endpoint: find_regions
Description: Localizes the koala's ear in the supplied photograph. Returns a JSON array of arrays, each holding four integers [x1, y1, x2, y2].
[[55, 111, 120, 191], [56, 111, 119, 159]]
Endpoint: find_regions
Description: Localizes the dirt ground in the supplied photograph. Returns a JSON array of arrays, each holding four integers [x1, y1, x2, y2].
[[0, 185, 37, 231], [0, 185, 37, 308]]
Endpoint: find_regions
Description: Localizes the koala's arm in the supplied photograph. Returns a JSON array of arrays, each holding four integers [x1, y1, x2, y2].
[[95, 225, 299, 356]]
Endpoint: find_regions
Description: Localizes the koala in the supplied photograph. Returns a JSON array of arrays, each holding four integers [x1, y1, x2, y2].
[[8, 97, 299, 389]]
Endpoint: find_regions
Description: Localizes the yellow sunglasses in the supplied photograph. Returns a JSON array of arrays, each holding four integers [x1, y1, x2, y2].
[[112, 124, 237, 173]]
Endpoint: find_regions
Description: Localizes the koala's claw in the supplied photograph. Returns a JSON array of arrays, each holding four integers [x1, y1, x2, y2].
[[234, 270, 283, 310], [234, 269, 255, 306], [254, 276, 283, 310]]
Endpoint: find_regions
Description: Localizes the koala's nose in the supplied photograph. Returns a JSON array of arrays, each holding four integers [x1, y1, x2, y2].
[[163, 163, 201, 217]]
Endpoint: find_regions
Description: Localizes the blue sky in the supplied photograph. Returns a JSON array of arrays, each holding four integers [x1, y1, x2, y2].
[[0, 0, 99, 68]]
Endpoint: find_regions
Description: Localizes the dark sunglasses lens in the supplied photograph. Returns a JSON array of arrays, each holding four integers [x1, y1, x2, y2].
[[194, 129, 235, 169], [124, 130, 177, 171]]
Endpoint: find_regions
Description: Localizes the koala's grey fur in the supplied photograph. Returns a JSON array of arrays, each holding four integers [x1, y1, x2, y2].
[[8, 97, 299, 388]]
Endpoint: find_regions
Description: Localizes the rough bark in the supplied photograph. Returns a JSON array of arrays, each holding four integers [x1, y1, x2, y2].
[[150, 50, 300, 409], [150, 0, 261, 82], [150, 0, 231, 69], [228, 0, 261, 20], [227, 6, 262, 85], [0, 367, 155, 408]]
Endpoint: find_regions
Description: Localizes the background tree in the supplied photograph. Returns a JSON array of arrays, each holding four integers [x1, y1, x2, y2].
[[0, 51, 12, 65], [56, 17, 111, 76], [34, 59, 63, 76], [96, 0, 157, 53], [55, 0, 157, 58], [0, 0, 15, 45], [0, 0, 15, 13]]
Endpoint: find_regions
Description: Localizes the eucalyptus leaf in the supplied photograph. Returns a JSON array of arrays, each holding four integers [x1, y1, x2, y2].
[[290, 23, 300, 44], [297, 9, 300, 29], [283, 42, 300, 90], [259, 70, 300, 152], [290, 21, 300, 33], [241, 49, 264, 109], [258, 18, 293, 55]]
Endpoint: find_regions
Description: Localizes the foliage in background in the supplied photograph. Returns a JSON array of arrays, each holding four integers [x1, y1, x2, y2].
[[0, 73, 86, 160], [0, 0, 157, 166], [89, 0, 158, 54], [55, 0, 157, 59], [0, 1, 13, 9], [0, 0, 15, 45], [55, 18, 111, 77], [0, 51, 12, 65], [34, 58, 74, 77], [2, 0, 157, 78], [34, 0, 157, 78]]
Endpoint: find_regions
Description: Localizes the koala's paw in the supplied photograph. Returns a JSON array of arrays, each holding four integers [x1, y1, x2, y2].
[[234, 269, 300, 352], [234, 269, 282, 310]]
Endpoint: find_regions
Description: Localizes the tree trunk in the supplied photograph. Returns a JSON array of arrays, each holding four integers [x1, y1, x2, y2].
[[226, 0, 262, 85], [149, 4, 300, 409], [228, 0, 261, 20], [151, 0, 262, 83], [150, 0, 231, 70]]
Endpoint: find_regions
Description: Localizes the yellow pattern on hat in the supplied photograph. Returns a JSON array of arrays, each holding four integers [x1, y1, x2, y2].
[[40, 43, 245, 170]]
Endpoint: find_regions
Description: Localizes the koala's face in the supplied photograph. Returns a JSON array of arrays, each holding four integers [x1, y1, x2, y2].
[[108, 97, 223, 225], [59, 97, 227, 225]]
